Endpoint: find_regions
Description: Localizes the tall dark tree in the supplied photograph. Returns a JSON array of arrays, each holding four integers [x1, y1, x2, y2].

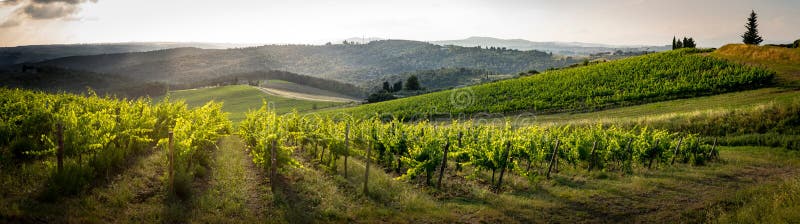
[[676, 39, 683, 49], [405, 75, 421, 91], [382, 81, 391, 92], [684, 38, 696, 48], [672, 36, 677, 50], [742, 10, 764, 45], [392, 81, 403, 92]]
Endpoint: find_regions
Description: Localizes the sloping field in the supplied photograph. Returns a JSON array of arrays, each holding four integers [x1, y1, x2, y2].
[[159, 85, 345, 123], [323, 49, 774, 119], [258, 80, 358, 103], [712, 44, 800, 86]]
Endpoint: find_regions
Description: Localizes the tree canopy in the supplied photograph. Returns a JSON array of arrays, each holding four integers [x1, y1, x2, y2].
[[742, 10, 764, 45]]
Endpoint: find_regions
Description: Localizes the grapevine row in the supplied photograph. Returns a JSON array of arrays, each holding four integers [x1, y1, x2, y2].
[[0, 88, 230, 196], [325, 49, 774, 119], [240, 105, 718, 191]]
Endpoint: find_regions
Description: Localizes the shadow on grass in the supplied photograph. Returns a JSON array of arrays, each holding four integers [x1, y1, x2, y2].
[[1, 146, 160, 223], [270, 174, 314, 224], [161, 158, 215, 223]]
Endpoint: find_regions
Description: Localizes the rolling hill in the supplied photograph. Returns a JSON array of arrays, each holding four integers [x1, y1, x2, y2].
[[157, 85, 347, 123], [171, 70, 366, 98], [711, 44, 800, 86], [32, 40, 581, 86], [322, 48, 775, 119], [0, 66, 167, 97], [0, 42, 259, 67]]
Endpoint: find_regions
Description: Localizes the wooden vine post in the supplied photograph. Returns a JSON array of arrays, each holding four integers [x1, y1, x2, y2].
[[587, 141, 597, 171], [168, 131, 174, 193], [437, 141, 450, 189], [671, 137, 683, 165], [56, 123, 64, 173], [270, 139, 277, 182], [344, 123, 350, 179], [319, 141, 326, 162], [312, 140, 318, 160], [546, 139, 560, 179], [626, 138, 634, 164], [648, 139, 660, 169], [364, 139, 372, 195], [711, 137, 718, 159]]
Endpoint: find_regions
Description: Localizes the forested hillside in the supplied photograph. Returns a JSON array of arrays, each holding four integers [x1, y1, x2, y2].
[[0, 66, 167, 97], [368, 67, 507, 92], [34, 40, 580, 85], [0, 42, 255, 67]]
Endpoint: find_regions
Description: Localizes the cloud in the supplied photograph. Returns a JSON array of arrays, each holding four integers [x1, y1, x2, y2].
[[1, 0, 22, 6], [0, 17, 20, 27], [0, 0, 97, 27]]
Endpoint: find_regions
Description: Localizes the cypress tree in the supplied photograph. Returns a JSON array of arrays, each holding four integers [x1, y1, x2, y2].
[[382, 81, 391, 92], [684, 38, 696, 48], [405, 75, 421, 91], [672, 36, 677, 50], [742, 10, 764, 45], [392, 81, 403, 92]]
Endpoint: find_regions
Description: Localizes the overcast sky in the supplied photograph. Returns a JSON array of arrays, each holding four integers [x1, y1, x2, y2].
[[0, 0, 798, 47]]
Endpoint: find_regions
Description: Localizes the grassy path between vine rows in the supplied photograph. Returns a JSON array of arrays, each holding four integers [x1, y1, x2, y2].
[[3, 138, 799, 223], [1, 135, 280, 223]]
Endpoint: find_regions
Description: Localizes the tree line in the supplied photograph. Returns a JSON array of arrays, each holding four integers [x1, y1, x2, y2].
[[670, 10, 772, 49], [366, 75, 422, 103]]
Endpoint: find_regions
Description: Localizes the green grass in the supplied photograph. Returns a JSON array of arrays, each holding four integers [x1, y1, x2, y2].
[[157, 85, 345, 123], [287, 144, 800, 223], [0, 135, 282, 223], [323, 49, 774, 119], [524, 87, 800, 125], [6, 138, 799, 223], [710, 176, 800, 223]]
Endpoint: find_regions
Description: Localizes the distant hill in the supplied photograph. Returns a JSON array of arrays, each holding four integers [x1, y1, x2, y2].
[[0, 66, 166, 97], [0, 42, 259, 67], [341, 37, 386, 44], [33, 40, 581, 86], [430, 36, 670, 56]]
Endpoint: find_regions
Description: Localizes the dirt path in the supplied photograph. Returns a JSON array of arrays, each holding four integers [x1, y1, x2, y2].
[[256, 86, 357, 103]]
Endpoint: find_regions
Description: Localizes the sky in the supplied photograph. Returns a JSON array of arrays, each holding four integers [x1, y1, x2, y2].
[[0, 0, 798, 47]]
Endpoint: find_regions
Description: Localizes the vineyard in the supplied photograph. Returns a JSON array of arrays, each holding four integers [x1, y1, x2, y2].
[[0, 88, 230, 197], [0, 45, 795, 222], [240, 104, 718, 192], [326, 48, 775, 119]]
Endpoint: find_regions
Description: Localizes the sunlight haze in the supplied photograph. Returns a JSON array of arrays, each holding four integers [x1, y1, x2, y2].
[[1, 0, 799, 47]]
